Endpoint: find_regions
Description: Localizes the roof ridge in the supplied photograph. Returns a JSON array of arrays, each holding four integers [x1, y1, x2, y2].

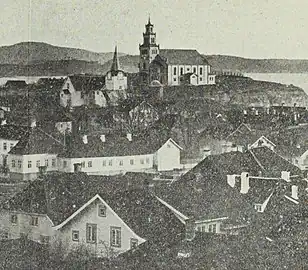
[[248, 149, 266, 172]]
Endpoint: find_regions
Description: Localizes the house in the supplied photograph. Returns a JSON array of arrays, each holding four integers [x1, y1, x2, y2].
[[155, 147, 302, 235], [7, 125, 65, 181], [58, 133, 182, 175], [138, 18, 215, 86], [59, 74, 107, 108], [0, 172, 184, 257], [0, 122, 27, 169]]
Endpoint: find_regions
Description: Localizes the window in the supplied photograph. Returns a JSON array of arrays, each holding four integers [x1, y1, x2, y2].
[[11, 214, 17, 224], [72, 230, 79, 242], [255, 204, 262, 212], [31, 216, 38, 226], [119, 160, 123, 166], [12, 160, 15, 168], [173, 78, 176, 82], [28, 161, 32, 168], [10, 143, 13, 149], [146, 158, 150, 164], [98, 204, 106, 217], [67, 83, 70, 89], [199, 67, 203, 75], [52, 159, 56, 167], [209, 224, 217, 233], [140, 159, 144, 165], [18, 160, 22, 168], [151, 38, 155, 43], [63, 160, 67, 168], [86, 223, 97, 243], [81, 161, 85, 168], [143, 63, 146, 70], [173, 67, 177, 75], [36, 160, 40, 168], [130, 159, 134, 165], [201, 226, 205, 232], [102, 160, 106, 167], [180, 67, 184, 75], [88, 161, 92, 168], [1, 232, 9, 239], [110, 227, 121, 248], [109, 160, 113, 166], [45, 159, 49, 167], [40, 235, 50, 244], [193, 67, 197, 73], [3, 143, 7, 150], [200, 77, 202, 81], [130, 238, 138, 249]]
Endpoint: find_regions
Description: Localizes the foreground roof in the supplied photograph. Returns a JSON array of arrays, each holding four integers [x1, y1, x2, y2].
[[3, 172, 184, 242]]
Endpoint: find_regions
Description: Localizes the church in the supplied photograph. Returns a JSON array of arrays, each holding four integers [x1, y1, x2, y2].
[[139, 18, 215, 86]]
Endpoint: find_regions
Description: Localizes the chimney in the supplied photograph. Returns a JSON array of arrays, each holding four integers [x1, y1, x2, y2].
[[74, 163, 82, 172], [281, 171, 290, 182], [30, 119, 36, 128], [185, 217, 196, 241], [240, 172, 249, 194], [127, 133, 132, 142], [1, 119, 7, 126], [291, 185, 298, 200], [100, 134, 106, 143], [82, 135, 88, 144], [227, 174, 236, 188]]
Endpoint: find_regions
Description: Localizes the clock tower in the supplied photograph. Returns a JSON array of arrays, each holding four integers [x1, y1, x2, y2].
[[139, 17, 159, 84]]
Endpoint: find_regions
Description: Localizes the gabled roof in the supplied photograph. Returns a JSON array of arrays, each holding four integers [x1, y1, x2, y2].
[[9, 127, 65, 155], [66, 75, 105, 93], [3, 172, 184, 242], [158, 49, 209, 65]]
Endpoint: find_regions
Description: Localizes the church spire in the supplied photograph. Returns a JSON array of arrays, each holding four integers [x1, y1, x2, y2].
[[110, 45, 120, 71]]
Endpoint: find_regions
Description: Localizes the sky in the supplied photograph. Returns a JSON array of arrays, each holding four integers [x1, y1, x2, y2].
[[0, 0, 308, 59]]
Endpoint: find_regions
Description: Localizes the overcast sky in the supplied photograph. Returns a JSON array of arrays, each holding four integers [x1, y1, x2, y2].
[[1, 0, 308, 59]]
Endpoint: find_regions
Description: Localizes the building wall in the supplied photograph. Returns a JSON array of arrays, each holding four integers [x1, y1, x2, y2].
[[0, 138, 19, 166], [58, 154, 154, 175], [195, 220, 222, 234], [155, 140, 181, 171], [0, 210, 54, 242], [55, 198, 145, 257], [106, 72, 127, 91], [8, 153, 58, 180], [94, 91, 107, 107], [167, 64, 211, 86], [60, 78, 85, 108]]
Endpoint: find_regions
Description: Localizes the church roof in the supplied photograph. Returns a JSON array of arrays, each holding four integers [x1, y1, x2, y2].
[[110, 46, 120, 72], [159, 49, 209, 65]]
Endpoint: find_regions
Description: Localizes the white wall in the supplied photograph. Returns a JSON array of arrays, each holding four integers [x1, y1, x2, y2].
[[168, 64, 211, 86], [106, 72, 127, 91], [155, 140, 181, 171], [58, 154, 154, 175], [8, 154, 58, 174], [0, 210, 54, 242], [60, 77, 85, 107], [0, 138, 19, 165], [55, 122, 72, 134], [55, 198, 145, 257]]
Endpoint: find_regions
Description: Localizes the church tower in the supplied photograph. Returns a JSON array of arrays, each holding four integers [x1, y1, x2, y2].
[[139, 17, 159, 84]]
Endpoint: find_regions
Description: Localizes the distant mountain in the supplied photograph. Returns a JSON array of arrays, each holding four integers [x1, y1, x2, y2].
[[0, 42, 125, 65], [1, 42, 308, 74], [205, 55, 308, 73]]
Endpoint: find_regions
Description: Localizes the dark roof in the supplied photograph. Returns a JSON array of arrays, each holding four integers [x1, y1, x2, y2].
[[68, 75, 105, 93], [60, 114, 178, 158], [9, 127, 65, 155], [4, 172, 184, 241], [155, 147, 301, 221], [158, 49, 209, 65], [4, 80, 27, 88], [0, 124, 28, 140]]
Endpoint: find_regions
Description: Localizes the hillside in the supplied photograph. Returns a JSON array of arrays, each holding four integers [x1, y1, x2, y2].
[[205, 55, 308, 73], [0, 42, 124, 65]]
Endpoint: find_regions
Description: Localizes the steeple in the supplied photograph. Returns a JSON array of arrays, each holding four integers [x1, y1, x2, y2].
[[147, 14, 153, 26], [110, 45, 120, 72]]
